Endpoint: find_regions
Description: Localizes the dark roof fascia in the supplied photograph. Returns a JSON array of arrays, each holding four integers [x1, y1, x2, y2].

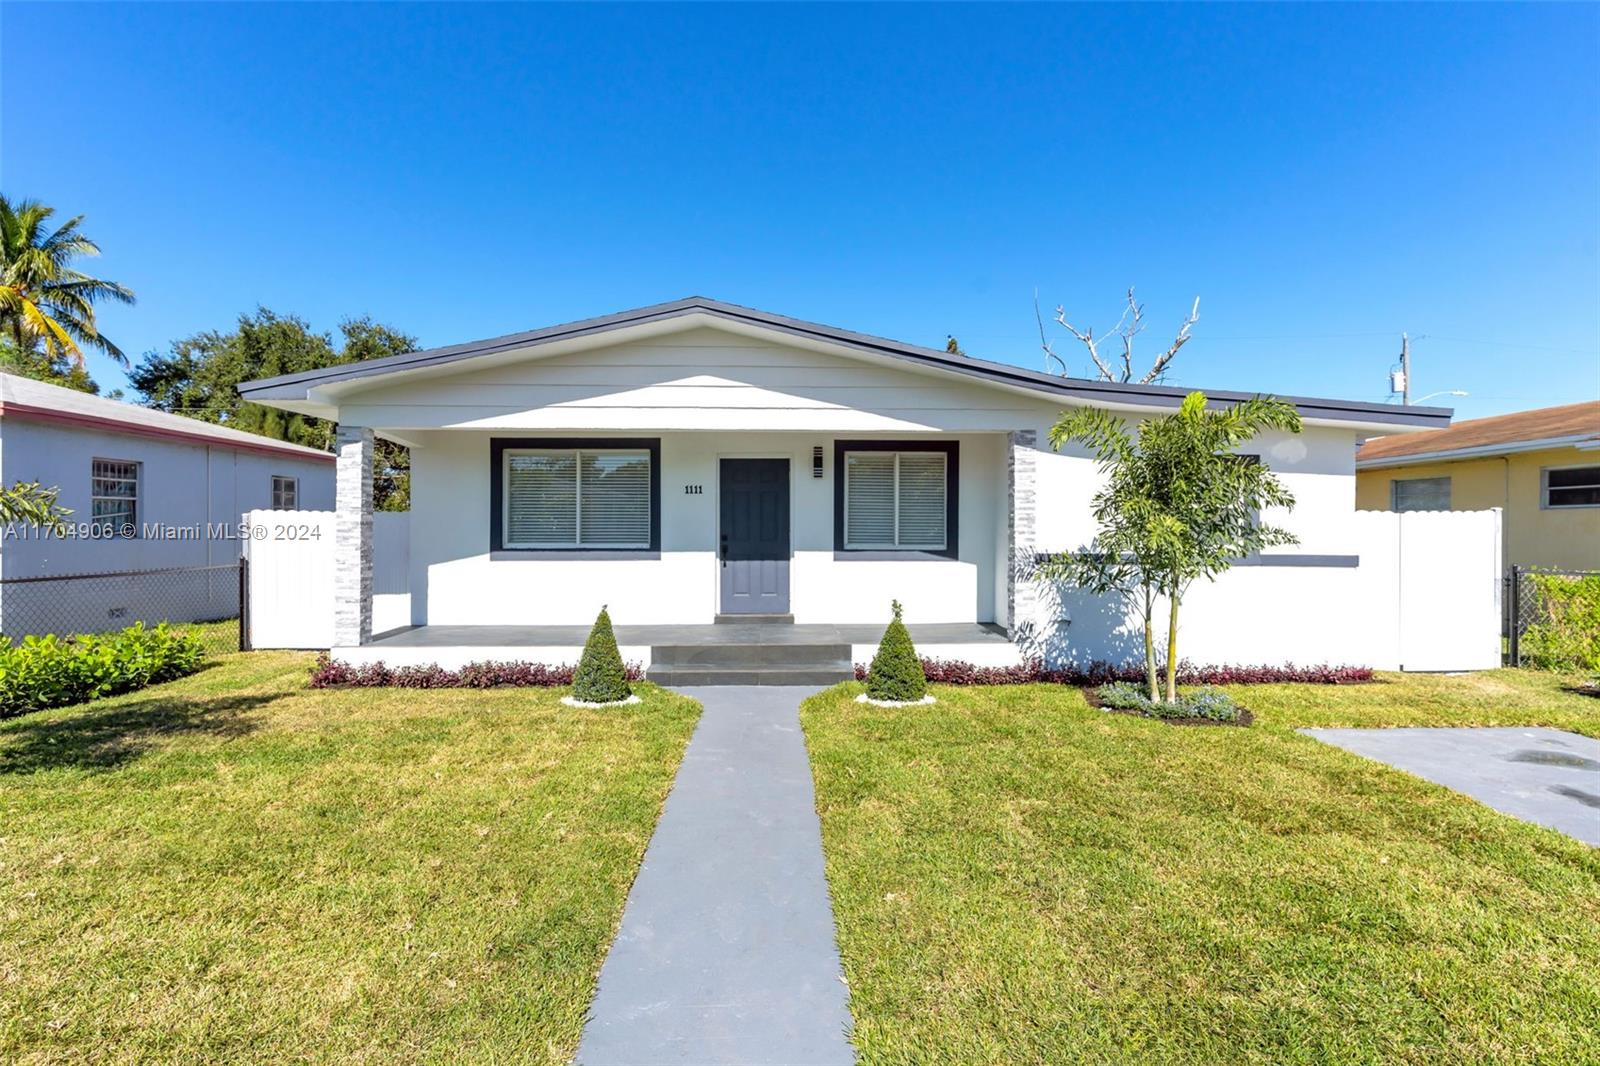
[[236, 297, 1452, 429]]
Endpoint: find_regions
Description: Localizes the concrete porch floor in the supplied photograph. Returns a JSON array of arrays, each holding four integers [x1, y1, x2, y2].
[[335, 620, 1022, 675], [368, 621, 1012, 648]]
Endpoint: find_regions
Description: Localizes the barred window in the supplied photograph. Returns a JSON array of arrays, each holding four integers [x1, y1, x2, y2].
[[503, 448, 653, 548], [271, 475, 299, 509], [91, 459, 140, 536], [843, 451, 948, 550]]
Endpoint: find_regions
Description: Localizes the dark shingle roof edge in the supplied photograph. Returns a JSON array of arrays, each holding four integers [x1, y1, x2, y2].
[[236, 296, 1451, 428]]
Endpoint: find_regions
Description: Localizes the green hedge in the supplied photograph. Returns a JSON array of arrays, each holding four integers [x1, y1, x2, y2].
[[0, 622, 206, 718], [1519, 572, 1600, 672]]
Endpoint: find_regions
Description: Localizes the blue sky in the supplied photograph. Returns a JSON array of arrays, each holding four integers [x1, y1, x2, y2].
[[3, 2, 1596, 419]]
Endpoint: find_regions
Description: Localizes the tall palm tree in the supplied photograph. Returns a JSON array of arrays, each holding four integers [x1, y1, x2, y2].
[[0, 195, 135, 366]]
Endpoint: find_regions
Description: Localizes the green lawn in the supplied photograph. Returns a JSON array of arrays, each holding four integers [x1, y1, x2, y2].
[[0, 652, 700, 1064], [802, 670, 1600, 1065]]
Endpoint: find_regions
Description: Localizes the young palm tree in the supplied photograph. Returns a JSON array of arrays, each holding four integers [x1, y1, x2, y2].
[[0, 195, 135, 366]]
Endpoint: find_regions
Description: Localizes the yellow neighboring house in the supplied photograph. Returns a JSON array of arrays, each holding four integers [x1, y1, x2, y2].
[[1356, 400, 1600, 571]]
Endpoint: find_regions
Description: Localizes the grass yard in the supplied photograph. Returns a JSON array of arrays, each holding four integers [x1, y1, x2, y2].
[[0, 652, 700, 1064], [802, 670, 1600, 1065]]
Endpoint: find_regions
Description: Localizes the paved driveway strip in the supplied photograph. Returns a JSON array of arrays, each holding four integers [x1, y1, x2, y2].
[[1301, 726, 1600, 845], [578, 687, 855, 1066]]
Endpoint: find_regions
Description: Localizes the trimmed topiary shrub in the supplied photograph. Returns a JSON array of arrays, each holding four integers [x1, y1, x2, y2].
[[866, 600, 928, 702], [570, 606, 632, 703]]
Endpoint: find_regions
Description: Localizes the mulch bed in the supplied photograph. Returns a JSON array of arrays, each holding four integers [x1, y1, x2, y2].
[[1563, 685, 1600, 700], [1081, 685, 1255, 728]]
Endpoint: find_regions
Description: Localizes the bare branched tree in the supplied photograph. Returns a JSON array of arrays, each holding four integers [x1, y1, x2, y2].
[[1035, 287, 1199, 384]]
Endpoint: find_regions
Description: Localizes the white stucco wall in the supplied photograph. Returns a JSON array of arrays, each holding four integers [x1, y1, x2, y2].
[[408, 430, 1003, 626], [301, 319, 1500, 669], [350, 324, 1387, 638]]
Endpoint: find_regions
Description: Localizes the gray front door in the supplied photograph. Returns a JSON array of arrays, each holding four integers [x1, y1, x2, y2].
[[719, 458, 790, 614]]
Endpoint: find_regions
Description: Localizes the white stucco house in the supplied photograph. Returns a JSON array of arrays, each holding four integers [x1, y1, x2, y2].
[[0, 372, 333, 636], [235, 298, 1498, 680]]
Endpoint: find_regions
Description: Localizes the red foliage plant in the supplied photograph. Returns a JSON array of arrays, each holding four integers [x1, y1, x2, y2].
[[853, 658, 1373, 686], [309, 655, 646, 689]]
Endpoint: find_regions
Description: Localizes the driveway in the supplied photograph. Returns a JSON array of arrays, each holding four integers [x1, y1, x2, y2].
[[1302, 726, 1600, 845]]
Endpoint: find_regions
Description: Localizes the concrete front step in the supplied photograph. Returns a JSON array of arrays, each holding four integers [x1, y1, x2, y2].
[[651, 642, 852, 667], [645, 665, 853, 687]]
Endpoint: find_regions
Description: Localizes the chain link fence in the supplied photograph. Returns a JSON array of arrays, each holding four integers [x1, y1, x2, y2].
[[0, 563, 244, 657], [1507, 566, 1600, 671]]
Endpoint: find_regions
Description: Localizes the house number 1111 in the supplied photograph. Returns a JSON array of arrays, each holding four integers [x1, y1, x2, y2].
[[684, 484, 704, 495]]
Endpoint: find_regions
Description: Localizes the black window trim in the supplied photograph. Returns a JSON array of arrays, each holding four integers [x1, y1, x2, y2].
[[833, 439, 959, 559], [489, 437, 661, 553]]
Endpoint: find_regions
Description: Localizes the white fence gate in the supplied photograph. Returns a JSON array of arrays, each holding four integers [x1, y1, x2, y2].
[[242, 510, 409, 649], [1386, 509, 1502, 671]]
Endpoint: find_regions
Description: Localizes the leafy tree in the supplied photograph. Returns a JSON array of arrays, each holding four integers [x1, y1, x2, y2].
[[571, 607, 631, 703], [0, 195, 135, 366], [1045, 392, 1301, 702], [0, 333, 99, 392], [0, 481, 69, 530], [866, 600, 928, 701], [131, 309, 417, 509]]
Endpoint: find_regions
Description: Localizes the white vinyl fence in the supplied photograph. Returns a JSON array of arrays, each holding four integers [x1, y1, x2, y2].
[[1025, 508, 1503, 672], [242, 510, 409, 649]]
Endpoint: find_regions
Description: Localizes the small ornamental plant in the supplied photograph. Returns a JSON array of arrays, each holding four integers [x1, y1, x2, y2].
[[866, 600, 928, 702], [570, 606, 632, 704]]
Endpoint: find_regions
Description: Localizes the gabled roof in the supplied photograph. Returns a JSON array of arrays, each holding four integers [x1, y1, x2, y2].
[[1357, 400, 1600, 468], [0, 372, 333, 463], [238, 296, 1452, 430]]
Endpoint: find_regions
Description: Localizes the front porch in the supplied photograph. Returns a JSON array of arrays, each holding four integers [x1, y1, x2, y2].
[[335, 620, 1022, 684]]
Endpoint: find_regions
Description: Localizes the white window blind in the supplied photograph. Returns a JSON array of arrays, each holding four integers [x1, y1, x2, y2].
[[504, 449, 651, 548], [844, 451, 947, 549]]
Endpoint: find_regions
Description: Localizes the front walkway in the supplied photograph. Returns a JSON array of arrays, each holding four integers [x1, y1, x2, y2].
[[577, 687, 855, 1066], [1303, 726, 1600, 845]]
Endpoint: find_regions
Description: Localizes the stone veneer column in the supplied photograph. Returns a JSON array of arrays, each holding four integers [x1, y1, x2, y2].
[[333, 425, 374, 647], [1006, 429, 1039, 641]]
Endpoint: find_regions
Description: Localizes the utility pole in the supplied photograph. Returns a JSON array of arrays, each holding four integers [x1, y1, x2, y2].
[[1400, 332, 1411, 405]]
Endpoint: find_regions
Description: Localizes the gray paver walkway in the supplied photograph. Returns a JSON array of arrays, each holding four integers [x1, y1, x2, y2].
[[1302, 726, 1600, 845], [577, 687, 855, 1066]]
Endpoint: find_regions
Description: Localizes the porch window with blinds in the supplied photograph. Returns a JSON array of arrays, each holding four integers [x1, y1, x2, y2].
[[843, 450, 948, 550], [503, 448, 653, 548]]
